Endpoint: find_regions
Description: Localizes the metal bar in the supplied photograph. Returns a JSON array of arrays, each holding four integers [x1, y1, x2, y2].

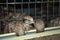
[[58, 0, 60, 17], [41, 0, 43, 19], [58, 0, 60, 28], [21, 0, 23, 13], [53, 0, 54, 17], [0, 21, 1, 34], [47, 0, 49, 24], [35, 0, 37, 19], [28, 0, 30, 15], [14, 0, 16, 17], [0, 3, 6, 4], [0, 1, 59, 4], [6, 0, 8, 16]]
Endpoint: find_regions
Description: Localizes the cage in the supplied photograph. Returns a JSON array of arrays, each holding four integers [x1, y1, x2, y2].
[[0, 0, 60, 40]]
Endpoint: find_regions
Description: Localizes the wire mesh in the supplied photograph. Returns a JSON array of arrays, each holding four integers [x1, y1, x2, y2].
[[0, 0, 59, 34]]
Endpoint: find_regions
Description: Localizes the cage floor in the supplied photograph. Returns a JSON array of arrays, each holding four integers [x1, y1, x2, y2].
[[0, 26, 60, 40]]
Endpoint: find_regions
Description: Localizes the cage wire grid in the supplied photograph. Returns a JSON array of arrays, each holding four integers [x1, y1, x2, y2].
[[0, 0, 60, 30]]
